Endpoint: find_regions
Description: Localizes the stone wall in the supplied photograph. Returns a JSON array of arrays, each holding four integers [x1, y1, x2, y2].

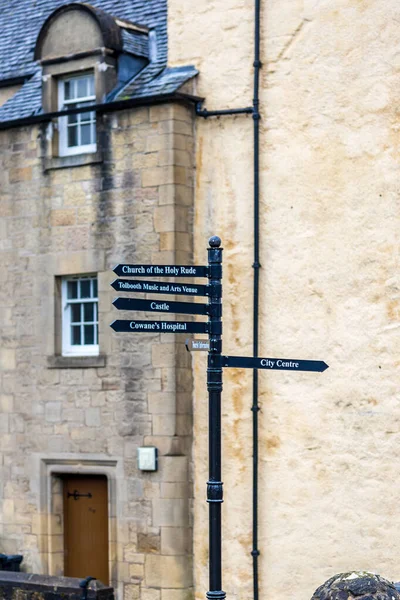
[[0, 102, 195, 600]]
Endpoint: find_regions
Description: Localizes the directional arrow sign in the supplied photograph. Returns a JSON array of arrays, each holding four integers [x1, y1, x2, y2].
[[111, 279, 209, 297], [113, 297, 208, 316], [111, 320, 219, 334], [113, 264, 208, 278], [221, 356, 329, 372]]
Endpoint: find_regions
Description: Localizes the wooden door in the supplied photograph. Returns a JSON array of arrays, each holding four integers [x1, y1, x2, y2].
[[63, 475, 109, 585]]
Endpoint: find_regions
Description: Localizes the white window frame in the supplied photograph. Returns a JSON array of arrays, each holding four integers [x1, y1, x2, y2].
[[61, 275, 99, 357], [58, 73, 96, 157]]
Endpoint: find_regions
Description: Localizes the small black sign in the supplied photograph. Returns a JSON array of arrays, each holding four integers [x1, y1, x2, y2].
[[111, 279, 208, 297], [111, 320, 214, 334], [113, 264, 208, 278], [221, 356, 329, 372], [185, 339, 210, 352], [113, 297, 208, 316]]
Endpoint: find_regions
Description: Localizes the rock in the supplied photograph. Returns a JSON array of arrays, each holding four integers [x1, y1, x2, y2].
[[311, 572, 400, 600]]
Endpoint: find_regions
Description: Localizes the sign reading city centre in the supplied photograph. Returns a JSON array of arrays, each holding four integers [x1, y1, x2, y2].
[[221, 355, 329, 373]]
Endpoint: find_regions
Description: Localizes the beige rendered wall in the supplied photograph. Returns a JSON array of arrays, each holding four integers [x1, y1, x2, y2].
[[169, 1, 400, 599]]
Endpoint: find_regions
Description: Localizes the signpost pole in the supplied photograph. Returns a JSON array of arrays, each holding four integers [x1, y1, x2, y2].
[[206, 236, 226, 600]]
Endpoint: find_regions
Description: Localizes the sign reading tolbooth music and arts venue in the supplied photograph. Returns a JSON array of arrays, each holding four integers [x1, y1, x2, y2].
[[110, 236, 329, 600], [111, 279, 208, 296]]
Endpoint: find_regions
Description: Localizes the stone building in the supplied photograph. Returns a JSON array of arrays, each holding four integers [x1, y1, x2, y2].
[[0, 2, 197, 600], [2, 1, 400, 600]]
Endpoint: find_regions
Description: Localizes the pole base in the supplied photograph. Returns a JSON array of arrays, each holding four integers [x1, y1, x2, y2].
[[206, 592, 226, 599]]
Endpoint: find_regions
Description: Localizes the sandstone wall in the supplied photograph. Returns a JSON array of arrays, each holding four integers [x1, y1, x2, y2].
[[0, 103, 195, 600], [168, 1, 400, 599]]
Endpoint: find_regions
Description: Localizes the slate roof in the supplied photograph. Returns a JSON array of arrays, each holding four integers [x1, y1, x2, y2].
[[118, 66, 199, 100], [0, 71, 43, 122], [0, 0, 198, 123], [121, 29, 149, 60]]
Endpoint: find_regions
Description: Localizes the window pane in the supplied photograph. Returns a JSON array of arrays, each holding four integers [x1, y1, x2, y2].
[[89, 76, 95, 96], [71, 325, 81, 345], [80, 108, 94, 125], [77, 77, 88, 98], [68, 112, 78, 124], [84, 324, 95, 345], [67, 280, 78, 299], [67, 125, 78, 147], [80, 279, 91, 298], [80, 113, 90, 125], [81, 123, 92, 145], [93, 279, 98, 297], [84, 302, 94, 322], [64, 80, 71, 100], [71, 303, 81, 323], [77, 78, 85, 98]]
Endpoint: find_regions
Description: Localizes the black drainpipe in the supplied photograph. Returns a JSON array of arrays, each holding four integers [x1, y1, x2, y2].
[[251, 3, 261, 600], [195, 1, 262, 599]]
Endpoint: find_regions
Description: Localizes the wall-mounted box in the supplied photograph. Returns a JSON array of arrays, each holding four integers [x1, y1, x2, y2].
[[137, 447, 158, 471]]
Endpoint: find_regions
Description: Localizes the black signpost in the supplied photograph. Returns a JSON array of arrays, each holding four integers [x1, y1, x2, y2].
[[206, 237, 224, 600], [111, 236, 329, 600]]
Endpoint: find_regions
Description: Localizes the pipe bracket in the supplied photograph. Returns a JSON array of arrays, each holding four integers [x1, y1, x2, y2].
[[207, 480, 224, 503]]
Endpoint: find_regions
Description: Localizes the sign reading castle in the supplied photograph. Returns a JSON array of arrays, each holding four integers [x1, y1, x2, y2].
[[112, 297, 209, 315]]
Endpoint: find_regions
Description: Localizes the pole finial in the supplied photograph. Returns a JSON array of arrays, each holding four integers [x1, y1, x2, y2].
[[209, 236, 222, 248]]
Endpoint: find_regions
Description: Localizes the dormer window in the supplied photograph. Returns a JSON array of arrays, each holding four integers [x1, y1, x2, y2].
[[34, 3, 151, 165], [58, 73, 96, 156]]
